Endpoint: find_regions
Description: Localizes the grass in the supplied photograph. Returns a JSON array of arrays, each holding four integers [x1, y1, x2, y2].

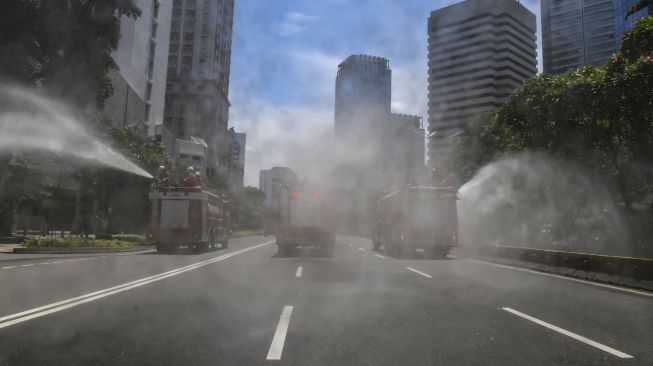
[[22, 237, 133, 248]]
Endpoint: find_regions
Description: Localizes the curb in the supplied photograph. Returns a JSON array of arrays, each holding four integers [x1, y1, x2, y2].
[[472, 254, 653, 292], [13, 246, 154, 254]]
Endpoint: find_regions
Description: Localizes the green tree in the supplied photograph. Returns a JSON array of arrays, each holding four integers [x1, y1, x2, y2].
[[0, 0, 141, 109], [229, 187, 266, 231], [0, 154, 50, 235]]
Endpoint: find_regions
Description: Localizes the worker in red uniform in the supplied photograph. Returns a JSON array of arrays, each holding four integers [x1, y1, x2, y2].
[[195, 171, 204, 188], [158, 166, 172, 187], [183, 167, 198, 187]]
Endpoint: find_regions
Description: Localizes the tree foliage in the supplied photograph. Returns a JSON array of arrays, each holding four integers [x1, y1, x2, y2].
[[453, 15, 653, 210], [229, 187, 266, 231], [0, 0, 141, 109]]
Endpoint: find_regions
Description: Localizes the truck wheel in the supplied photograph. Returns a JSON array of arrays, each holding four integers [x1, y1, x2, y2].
[[373, 240, 381, 251], [278, 244, 291, 256], [221, 240, 229, 249], [321, 243, 335, 257], [431, 247, 449, 259]]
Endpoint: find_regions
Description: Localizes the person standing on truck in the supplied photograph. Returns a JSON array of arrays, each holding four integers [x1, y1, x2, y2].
[[183, 167, 199, 187], [158, 166, 172, 187], [195, 171, 204, 188]]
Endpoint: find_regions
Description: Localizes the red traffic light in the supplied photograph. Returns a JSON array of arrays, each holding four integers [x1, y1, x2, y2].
[[290, 191, 301, 198]]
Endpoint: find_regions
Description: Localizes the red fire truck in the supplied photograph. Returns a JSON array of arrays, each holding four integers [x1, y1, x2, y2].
[[276, 186, 337, 255], [372, 186, 458, 258], [147, 187, 230, 253]]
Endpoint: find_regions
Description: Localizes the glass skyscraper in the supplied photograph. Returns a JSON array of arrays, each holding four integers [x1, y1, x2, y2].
[[542, 0, 619, 73], [613, 0, 650, 46]]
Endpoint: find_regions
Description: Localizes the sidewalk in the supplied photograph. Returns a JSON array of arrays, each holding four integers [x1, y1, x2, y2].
[[0, 244, 22, 253]]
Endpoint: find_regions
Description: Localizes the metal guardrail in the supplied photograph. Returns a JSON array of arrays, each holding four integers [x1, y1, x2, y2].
[[482, 245, 653, 281]]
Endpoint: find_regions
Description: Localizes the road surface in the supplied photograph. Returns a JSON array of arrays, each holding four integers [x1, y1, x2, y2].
[[0, 235, 650, 365]]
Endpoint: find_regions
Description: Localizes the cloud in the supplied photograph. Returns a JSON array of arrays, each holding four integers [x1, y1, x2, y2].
[[275, 11, 319, 36]]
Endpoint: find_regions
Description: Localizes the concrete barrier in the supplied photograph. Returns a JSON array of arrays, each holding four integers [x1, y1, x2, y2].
[[477, 245, 653, 291]]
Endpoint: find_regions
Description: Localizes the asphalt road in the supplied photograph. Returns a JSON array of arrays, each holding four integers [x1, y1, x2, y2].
[[0, 235, 651, 365]]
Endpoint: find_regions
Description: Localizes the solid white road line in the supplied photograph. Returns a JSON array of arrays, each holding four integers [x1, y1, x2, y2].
[[0, 241, 273, 330], [19, 264, 34, 267], [357, 247, 365, 252], [406, 266, 433, 279], [461, 258, 653, 298], [502, 307, 633, 359], [295, 266, 303, 278], [2, 266, 17, 269], [416, 248, 425, 253], [266, 306, 294, 360], [373, 254, 386, 259]]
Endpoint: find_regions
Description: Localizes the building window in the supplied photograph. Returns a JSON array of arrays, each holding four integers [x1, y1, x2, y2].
[[185, 9, 196, 19], [192, 156, 201, 161], [144, 104, 151, 122], [169, 43, 178, 54], [151, 21, 158, 38], [181, 84, 188, 92], [184, 32, 194, 43], [152, 0, 159, 18], [146, 82, 153, 101], [173, 0, 182, 9], [170, 31, 179, 41], [172, 9, 181, 19], [183, 44, 193, 55]]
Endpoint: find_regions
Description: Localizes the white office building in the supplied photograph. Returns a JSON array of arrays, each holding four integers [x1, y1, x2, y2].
[[105, 0, 172, 136]]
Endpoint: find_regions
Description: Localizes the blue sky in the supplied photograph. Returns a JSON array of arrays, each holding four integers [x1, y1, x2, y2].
[[229, 0, 542, 186]]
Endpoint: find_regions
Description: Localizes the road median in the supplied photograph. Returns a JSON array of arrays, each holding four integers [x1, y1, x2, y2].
[[467, 245, 653, 292]]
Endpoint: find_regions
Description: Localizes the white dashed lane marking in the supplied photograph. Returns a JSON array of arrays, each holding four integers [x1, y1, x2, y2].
[[502, 307, 633, 359]]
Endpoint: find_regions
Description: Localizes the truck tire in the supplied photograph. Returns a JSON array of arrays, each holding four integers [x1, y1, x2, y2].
[[221, 239, 229, 249], [431, 247, 450, 259], [278, 244, 291, 256], [321, 243, 335, 257], [373, 240, 381, 251]]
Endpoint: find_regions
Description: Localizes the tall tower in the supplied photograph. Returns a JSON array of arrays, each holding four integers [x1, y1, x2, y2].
[[334, 54, 391, 163], [541, 0, 617, 74], [164, 0, 235, 175], [427, 0, 536, 161]]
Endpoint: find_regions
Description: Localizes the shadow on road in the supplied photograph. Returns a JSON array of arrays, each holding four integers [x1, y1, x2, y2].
[[272, 247, 334, 259]]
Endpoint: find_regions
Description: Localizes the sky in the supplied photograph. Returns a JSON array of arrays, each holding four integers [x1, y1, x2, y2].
[[229, 0, 542, 187]]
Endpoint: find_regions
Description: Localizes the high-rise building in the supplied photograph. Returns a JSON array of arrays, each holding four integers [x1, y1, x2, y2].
[[541, 0, 617, 74], [259, 167, 298, 210], [163, 0, 235, 176], [105, 0, 172, 135], [427, 0, 537, 159], [227, 128, 246, 189], [614, 0, 651, 46], [334, 54, 392, 162]]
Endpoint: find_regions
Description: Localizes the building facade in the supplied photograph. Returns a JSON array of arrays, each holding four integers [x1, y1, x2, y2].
[[105, 0, 172, 135], [541, 0, 618, 74], [427, 0, 537, 159], [614, 0, 651, 46], [163, 0, 235, 176], [334, 54, 392, 164], [227, 128, 246, 189], [259, 167, 298, 210]]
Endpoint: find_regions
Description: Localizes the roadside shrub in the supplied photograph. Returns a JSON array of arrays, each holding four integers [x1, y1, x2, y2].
[[111, 234, 146, 244], [22, 237, 131, 248]]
